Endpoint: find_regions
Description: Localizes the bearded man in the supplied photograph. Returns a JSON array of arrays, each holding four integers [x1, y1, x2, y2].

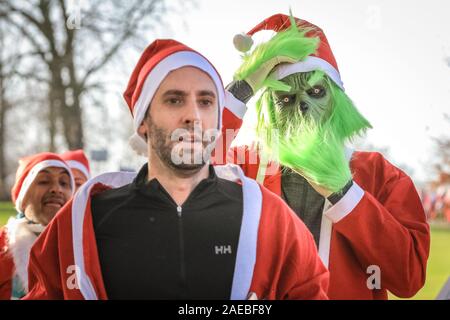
[[24, 39, 328, 300]]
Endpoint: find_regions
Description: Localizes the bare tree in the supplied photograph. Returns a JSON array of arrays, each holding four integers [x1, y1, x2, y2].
[[0, 24, 10, 199], [0, 20, 25, 200], [0, 19, 50, 199], [0, 0, 192, 197], [0, 0, 187, 150]]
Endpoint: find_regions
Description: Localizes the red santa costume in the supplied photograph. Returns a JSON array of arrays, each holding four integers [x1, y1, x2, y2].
[[217, 14, 430, 299], [0, 153, 74, 299], [24, 39, 329, 300]]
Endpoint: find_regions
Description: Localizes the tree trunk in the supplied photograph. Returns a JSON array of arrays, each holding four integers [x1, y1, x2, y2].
[[47, 87, 57, 152], [61, 99, 84, 149]]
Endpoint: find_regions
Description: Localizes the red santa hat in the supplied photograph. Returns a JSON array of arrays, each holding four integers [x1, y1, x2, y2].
[[61, 149, 91, 180], [123, 39, 226, 155], [233, 13, 344, 90], [11, 152, 75, 213]]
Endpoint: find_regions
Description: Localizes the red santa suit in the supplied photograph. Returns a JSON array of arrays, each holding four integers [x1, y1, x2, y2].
[[24, 164, 328, 300], [0, 153, 74, 299], [216, 14, 430, 299], [0, 227, 14, 299]]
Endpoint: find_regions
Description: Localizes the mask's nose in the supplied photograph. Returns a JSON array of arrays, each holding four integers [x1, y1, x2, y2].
[[299, 101, 309, 113]]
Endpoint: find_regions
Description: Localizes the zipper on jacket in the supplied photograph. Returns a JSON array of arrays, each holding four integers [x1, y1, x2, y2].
[[177, 205, 186, 289]]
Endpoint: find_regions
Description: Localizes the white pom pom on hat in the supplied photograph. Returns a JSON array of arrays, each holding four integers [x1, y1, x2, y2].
[[129, 132, 148, 157], [233, 33, 254, 53]]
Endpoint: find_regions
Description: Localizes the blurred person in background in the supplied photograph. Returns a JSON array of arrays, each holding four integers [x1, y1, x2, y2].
[[61, 150, 91, 191], [0, 153, 74, 299]]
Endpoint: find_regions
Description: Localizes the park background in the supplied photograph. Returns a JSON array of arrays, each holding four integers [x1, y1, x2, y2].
[[0, 0, 449, 299]]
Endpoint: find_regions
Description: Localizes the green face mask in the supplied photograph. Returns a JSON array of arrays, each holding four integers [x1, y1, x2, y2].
[[271, 70, 332, 129], [255, 70, 372, 192]]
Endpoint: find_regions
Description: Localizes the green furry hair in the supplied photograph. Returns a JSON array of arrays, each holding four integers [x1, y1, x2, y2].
[[234, 16, 319, 90], [255, 72, 372, 193]]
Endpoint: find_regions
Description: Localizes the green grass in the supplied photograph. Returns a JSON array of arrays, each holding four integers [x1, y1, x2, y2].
[[420, 225, 450, 299], [1, 201, 449, 299], [0, 201, 15, 226]]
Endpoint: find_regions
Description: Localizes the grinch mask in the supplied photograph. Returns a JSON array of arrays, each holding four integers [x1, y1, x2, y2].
[[255, 70, 371, 193], [271, 70, 331, 126], [235, 15, 372, 193]]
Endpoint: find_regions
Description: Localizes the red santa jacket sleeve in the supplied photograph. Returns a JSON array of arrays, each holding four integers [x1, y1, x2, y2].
[[251, 188, 329, 299], [0, 227, 14, 300], [24, 199, 88, 300], [24, 214, 65, 299], [326, 152, 430, 298]]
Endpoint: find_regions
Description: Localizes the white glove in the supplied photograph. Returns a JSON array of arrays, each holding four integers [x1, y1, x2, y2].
[[245, 56, 297, 92]]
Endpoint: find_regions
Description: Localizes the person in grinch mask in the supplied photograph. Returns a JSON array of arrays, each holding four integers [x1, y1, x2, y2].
[[221, 13, 430, 299]]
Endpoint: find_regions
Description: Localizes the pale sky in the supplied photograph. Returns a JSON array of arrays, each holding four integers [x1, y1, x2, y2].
[[104, 0, 450, 184]]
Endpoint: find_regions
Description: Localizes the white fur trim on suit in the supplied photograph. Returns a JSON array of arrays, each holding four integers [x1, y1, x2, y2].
[[215, 164, 263, 300], [71, 164, 262, 300], [324, 182, 365, 223], [225, 91, 247, 119], [271, 56, 344, 90], [317, 147, 354, 267], [15, 160, 75, 213], [318, 200, 333, 268], [132, 51, 226, 151], [6, 217, 44, 294], [66, 160, 90, 179], [72, 171, 137, 300]]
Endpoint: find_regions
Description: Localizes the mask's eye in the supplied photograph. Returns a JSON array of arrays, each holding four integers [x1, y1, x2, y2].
[[275, 94, 296, 107], [306, 85, 326, 98]]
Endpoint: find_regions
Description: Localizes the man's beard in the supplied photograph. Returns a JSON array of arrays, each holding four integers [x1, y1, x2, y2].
[[147, 116, 210, 173]]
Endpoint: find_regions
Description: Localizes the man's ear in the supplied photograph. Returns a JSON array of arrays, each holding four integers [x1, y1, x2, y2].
[[137, 122, 148, 141]]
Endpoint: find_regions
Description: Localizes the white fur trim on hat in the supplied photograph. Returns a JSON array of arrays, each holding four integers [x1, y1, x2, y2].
[[15, 160, 75, 213], [66, 160, 90, 180], [271, 56, 344, 90], [131, 51, 225, 155]]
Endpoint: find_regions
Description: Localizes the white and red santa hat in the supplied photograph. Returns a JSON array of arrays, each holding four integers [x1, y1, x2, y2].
[[61, 149, 91, 180], [233, 13, 344, 90], [11, 152, 75, 213], [123, 39, 226, 155]]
